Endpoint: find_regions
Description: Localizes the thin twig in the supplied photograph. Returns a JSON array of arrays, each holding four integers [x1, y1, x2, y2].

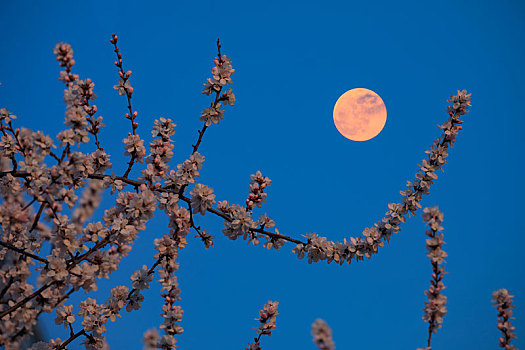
[[57, 329, 87, 350], [0, 241, 48, 264], [111, 34, 139, 178], [48, 150, 61, 163], [21, 197, 37, 211], [0, 276, 14, 301], [29, 203, 46, 233]]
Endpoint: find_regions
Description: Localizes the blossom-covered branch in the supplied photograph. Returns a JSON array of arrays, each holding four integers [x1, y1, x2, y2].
[[154, 234, 183, 349], [290, 90, 471, 266], [492, 289, 518, 349], [76, 79, 104, 151], [53, 42, 78, 86], [193, 38, 235, 155], [246, 301, 279, 350], [419, 206, 447, 350]]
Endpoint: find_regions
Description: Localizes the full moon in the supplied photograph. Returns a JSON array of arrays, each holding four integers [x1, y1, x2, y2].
[[333, 88, 387, 141]]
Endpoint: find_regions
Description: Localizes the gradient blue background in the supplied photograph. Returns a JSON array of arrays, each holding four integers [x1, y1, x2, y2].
[[0, 1, 523, 349]]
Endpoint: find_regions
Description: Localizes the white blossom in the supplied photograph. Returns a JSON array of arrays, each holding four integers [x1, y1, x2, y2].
[[190, 183, 216, 215], [131, 265, 154, 291], [54, 305, 75, 330]]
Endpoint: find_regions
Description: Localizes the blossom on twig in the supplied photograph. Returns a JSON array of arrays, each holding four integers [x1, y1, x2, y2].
[[246, 171, 271, 212], [54, 305, 75, 330], [190, 183, 216, 215]]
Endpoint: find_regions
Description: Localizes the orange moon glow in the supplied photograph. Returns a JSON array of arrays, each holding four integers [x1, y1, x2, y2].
[[333, 88, 387, 141]]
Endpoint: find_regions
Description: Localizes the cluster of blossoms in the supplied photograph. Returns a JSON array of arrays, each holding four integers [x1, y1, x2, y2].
[[53, 44, 110, 159], [72, 79, 105, 150], [52, 42, 79, 85], [190, 183, 216, 215], [246, 301, 279, 350], [246, 171, 271, 212], [54, 305, 75, 330], [164, 152, 205, 191], [219, 201, 255, 241], [419, 206, 447, 349], [123, 134, 146, 164], [311, 319, 335, 350], [219, 198, 282, 249], [200, 41, 235, 127], [215, 170, 285, 249], [492, 289, 518, 349], [54, 57, 89, 148], [255, 301, 279, 336], [141, 117, 176, 184], [291, 90, 472, 266]]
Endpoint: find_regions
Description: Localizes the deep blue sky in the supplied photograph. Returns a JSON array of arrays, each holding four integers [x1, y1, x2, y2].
[[1, 1, 524, 349]]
